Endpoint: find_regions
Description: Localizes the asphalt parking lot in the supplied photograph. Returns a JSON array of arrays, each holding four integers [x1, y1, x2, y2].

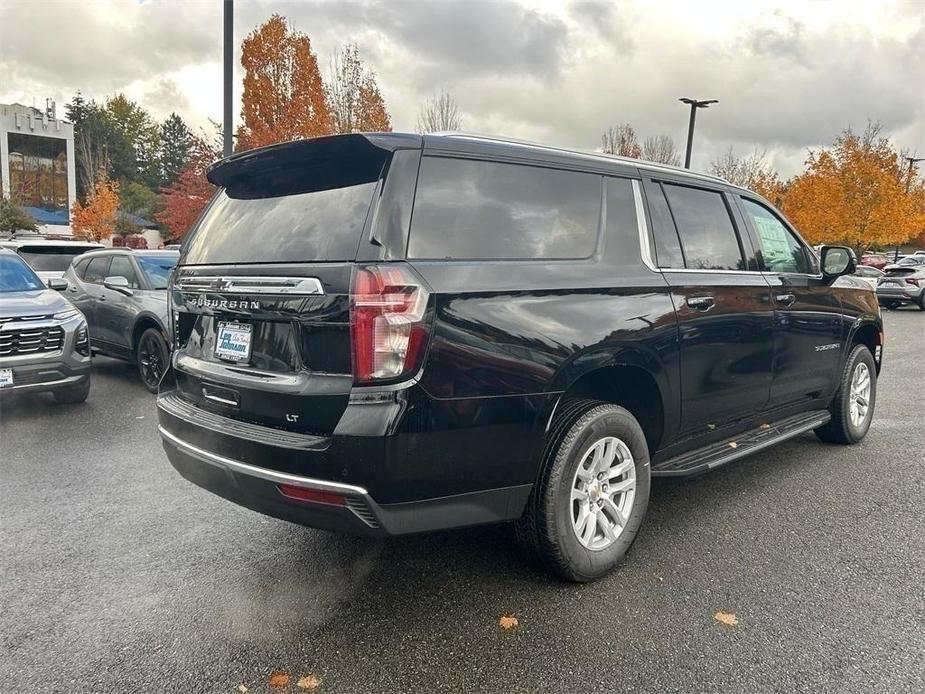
[[1, 308, 923, 693]]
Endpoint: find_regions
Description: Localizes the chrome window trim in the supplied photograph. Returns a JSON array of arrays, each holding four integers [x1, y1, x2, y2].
[[632, 180, 658, 272], [174, 276, 325, 296]]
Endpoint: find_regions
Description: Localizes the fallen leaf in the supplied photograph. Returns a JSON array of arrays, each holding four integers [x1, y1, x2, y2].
[[728, 442, 738, 448], [269, 672, 291, 688], [714, 611, 738, 626], [238, 685, 248, 693], [759, 423, 770, 429], [297, 674, 322, 690], [499, 614, 519, 630], [707, 423, 716, 430]]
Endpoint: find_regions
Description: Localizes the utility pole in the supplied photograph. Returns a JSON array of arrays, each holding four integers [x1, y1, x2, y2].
[[679, 97, 718, 169], [223, 0, 233, 157]]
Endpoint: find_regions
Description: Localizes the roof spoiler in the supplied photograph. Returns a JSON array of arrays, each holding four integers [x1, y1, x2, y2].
[[207, 133, 423, 194]]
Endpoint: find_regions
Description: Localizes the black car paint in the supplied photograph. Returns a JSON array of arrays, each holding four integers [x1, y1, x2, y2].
[[158, 133, 882, 533]]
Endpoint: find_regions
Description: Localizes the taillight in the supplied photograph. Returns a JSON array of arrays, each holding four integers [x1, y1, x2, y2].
[[350, 264, 430, 384], [906, 277, 920, 286]]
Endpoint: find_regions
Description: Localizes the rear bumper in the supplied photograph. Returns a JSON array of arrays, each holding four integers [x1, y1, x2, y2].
[[157, 394, 532, 536], [877, 285, 922, 303]]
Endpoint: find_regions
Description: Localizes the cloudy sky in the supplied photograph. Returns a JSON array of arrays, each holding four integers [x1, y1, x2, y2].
[[1, 0, 922, 177]]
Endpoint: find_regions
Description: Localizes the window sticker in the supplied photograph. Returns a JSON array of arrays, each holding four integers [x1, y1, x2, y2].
[[753, 215, 791, 262]]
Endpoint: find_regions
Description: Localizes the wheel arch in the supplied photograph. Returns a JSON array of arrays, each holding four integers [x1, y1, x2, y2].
[[540, 348, 673, 454], [131, 313, 167, 356], [847, 318, 883, 374]]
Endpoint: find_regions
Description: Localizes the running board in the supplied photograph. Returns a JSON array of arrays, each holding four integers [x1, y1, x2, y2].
[[651, 410, 831, 477]]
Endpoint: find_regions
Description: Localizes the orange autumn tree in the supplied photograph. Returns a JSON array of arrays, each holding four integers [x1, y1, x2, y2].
[[782, 123, 925, 255], [71, 175, 120, 242], [236, 14, 332, 150]]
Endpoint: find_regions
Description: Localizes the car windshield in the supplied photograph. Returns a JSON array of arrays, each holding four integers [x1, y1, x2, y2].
[[0, 254, 45, 292], [136, 255, 179, 289], [17, 246, 97, 272], [897, 256, 925, 266]]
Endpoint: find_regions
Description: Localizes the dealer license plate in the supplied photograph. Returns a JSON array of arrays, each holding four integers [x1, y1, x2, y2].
[[0, 368, 12, 388], [215, 322, 252, 362]]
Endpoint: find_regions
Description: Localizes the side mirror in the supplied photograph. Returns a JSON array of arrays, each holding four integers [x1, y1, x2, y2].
[[47, 278, 68, 291], [820, 246, 855, 281], [103, 275, 133, 296]]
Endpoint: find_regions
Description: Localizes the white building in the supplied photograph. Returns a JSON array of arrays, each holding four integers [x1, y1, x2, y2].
[[0, 101, 77, 234]]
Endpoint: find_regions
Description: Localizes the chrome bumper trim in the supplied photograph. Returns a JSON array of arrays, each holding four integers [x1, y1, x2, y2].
[[158, 426, 368, 496]]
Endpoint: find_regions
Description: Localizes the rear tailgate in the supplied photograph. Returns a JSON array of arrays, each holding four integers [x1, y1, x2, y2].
[[167, 134, 417, 436], [171, 263, 354, 434]]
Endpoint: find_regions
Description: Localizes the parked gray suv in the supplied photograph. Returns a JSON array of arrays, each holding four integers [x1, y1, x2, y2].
[[64, 249, 178, 392], [0, 249, 91, 403]]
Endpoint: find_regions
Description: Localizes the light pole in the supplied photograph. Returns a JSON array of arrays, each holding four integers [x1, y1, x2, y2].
[[898, 156, 924, 260], [679, 97, 718, 169], [223, 0, 233, 157]]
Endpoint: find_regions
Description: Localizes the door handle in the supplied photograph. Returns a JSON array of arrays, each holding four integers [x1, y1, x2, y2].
[[686, 295, 715, 311], [67, 286, 77, 293], [775, 293, 796, 307], [97, 295, 106, 302]]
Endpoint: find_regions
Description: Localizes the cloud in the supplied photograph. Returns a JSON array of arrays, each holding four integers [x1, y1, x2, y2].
[[0, 1, 219, 94], [0, 0, 921, 178]]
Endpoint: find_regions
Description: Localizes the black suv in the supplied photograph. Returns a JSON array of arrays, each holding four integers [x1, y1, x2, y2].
[[158, 133, 882, 581]]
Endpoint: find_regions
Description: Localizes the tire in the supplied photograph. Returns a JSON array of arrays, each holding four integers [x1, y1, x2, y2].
[[815, 344, 877, 445], [52, 378, 90, 404], [882, 301, 899, 310], [918, 293, 925, 311], [515, 401, 651, 582], [137, 327, 169, 394]]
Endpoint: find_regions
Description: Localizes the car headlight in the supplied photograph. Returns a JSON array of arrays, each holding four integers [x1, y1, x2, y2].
[[54, 308, 80, 321]]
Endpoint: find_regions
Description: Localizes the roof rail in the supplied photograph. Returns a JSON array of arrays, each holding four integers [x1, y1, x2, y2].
[[431, 131, 731, 184]]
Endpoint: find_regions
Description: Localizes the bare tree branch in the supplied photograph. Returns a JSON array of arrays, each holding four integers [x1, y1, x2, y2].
[[710, 147, 771, 188], [417, 90, 462, 133], [601, 124, 641, 158], [642, 135, 681, 166]]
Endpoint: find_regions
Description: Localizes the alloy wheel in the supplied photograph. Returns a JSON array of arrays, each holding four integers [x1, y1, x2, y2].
[[570, 436, 637, 551], [848, 361, 871, 428], [139, 334, 164, 389]]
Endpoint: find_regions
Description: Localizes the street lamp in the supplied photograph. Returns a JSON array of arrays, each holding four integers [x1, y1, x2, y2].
[[223, 0, 233, 157], [679, 97, 718, 169], [903, 156, 924, 192], [897, 156, 925, 260]]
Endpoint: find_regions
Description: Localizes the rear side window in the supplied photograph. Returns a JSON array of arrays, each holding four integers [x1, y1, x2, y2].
[[643, 181, 685, 269], [408, 157, 601, 260], [83, 257, 110, 284], [605, 177, 645, 266], [74, 258, 90, 279], [663, 184, 744, 271]]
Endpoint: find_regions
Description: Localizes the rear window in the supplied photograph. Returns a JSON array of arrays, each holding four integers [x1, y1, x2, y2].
[[408, 157, 601, 260], [136, 254, 179, 289], [183, 183, 376, 265], [17, 246, 96, 273]]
